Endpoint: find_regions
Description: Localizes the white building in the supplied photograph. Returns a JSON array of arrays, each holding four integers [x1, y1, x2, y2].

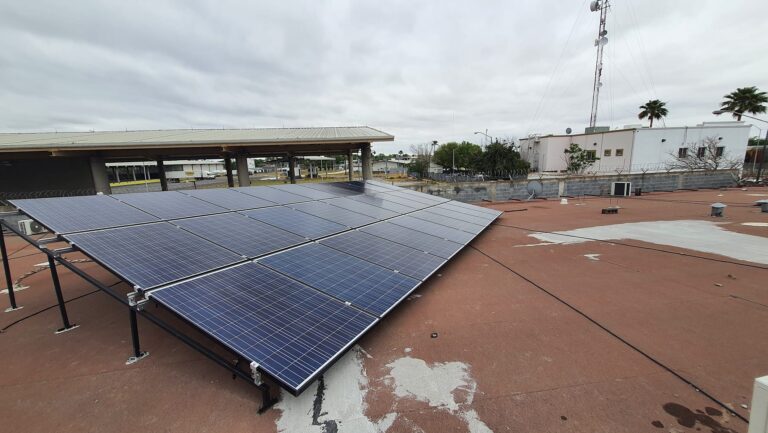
[[106, 159, 225, 182], [520, 122, 751, 173]]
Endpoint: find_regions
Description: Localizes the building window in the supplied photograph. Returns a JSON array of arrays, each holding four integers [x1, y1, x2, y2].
[[716, 146, 725, 157], [604, 149, 612, 157], [615, 149, 624, 157], [678, 148, 688, 158], [585, 150, 597, 160], [165, 164, 183, 171], [696, 147, 706, 158]]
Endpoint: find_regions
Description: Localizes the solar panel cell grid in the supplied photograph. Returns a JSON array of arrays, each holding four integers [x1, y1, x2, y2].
[[242, 207, 347, 239], [233, 186, 313, 204], [150, 263, 377, 393], [359, 222, 463, 259], [423, 205, 494, 226], [323, 198, 399, 220], [409, 210, 486, 234], [115, 191, 227, 219], [260, 243, 419, 317], [171, 213, 306, 258], [288, 201, 377, 228], [389, 215, 475, 244], [302, 183, 364, 196], [320, 231, 446, 280], [347, 194, 419, 213], [268, 185, 339, 200], [66, 222, 243, 289], [181, 189, 276, 210], [9, 195, 158, 234]]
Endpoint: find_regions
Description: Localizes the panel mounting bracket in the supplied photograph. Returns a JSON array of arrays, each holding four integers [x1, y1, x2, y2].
[[127, 292, 149, 311], [250, 361, 264, 385]]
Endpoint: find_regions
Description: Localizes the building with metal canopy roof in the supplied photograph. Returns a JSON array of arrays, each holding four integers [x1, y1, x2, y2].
[[0, 126, 393, 198]]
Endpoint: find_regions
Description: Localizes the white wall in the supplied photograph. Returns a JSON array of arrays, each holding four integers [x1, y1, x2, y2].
[[569, 129, 634, 173], [631, 122, 750, 171]]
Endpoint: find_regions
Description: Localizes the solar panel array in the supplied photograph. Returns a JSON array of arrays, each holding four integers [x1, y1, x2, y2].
[[10, 181, 501, 395]]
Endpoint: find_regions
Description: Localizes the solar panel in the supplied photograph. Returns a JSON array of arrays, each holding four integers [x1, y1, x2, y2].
[[288, 201, 377, 228], [392, 189, 450, 204], [323, 197, 398, 220], [346, 194, 418, 213], [10, 195, 158, 234], [172, 213, 306, 258], [440, 200, 501, 216], [360, 192, 432, 210], [268, 184, 338, 200], [181, 189, 276, 210], [115, 191, 227, 219], [320, 231, 446, 280], [351, 180, 400, 192], [359, 221, 463, 259], [409, 210, 486, 234], [242, 207, 347, 239], [301, 183, 364, 197], [234, 186, 313, 204], [380, 190, 445, 206], [150, 263, 377, 394], [66, 222, 243, 290], [428, 203, 497, 225], [389, 215, 474, 244], [260, 243, 419, 317]]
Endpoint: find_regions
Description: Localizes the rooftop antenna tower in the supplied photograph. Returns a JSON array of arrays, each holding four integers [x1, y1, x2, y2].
[[588, 0, 610, 128]]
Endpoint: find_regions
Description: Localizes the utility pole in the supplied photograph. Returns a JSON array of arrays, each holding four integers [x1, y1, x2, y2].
[[589, 0, 610, 128]]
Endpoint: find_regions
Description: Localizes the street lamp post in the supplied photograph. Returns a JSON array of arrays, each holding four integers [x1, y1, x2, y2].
[[713, 110, 768, 182], [474, 130, 493, 148]]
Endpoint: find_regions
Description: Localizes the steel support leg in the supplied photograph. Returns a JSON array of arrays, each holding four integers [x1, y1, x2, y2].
[[48, 255, 77, 333], [0, 227, 20, 312], [258, 383, 279, 413], [126, 308, 149, 364]]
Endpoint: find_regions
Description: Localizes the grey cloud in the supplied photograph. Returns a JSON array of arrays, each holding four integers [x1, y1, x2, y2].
[[0, 0, 766, 154]]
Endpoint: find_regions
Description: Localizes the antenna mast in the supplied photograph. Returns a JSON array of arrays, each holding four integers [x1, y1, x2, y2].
[[588, 0, 609, 128]]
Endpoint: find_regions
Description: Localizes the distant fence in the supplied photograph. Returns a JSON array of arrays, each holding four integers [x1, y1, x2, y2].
[[406, 169, 741, 202]]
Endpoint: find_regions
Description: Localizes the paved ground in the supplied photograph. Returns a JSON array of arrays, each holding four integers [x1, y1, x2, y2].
[[1, 188, 767, 433]]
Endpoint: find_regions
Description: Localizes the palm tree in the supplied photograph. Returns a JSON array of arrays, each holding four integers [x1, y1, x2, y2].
[[638, 99, 668, 127], [720, 86, 768, 120]]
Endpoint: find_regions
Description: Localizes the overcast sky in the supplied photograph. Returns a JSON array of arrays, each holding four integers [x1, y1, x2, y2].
[[1, 0, 766, 154]]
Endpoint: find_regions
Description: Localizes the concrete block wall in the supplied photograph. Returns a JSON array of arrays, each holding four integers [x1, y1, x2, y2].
[[406, 170, 739, 202]]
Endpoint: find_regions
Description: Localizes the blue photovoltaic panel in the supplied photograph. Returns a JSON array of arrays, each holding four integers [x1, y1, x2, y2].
[[409, 210, 486, 234], [268, 184, 338, 200], [172, 213, 306, 258], [234, 186, 312, 205], [347, 194, 419, 213], [66, 222, 243, 289], [150, 263, 377, 393], [440, 200, 501, 217], [10, 195, 158, 234], [323, 197, 398, 220], [359, 221, 463, 259], [350, 181, 399, 192], [181, 189, 276, 210], [386, 189, 449, 204], [361, 192, 432, 210], [242, 207, 347, 239], [427, 204, 496, 225], [389, 215, 474, 244], [320, 231, 446, 280], [302, 183, 364, 197], [260, 243, 419, 317], [115, 191, 227, 219], [289, 201, 377, 228]]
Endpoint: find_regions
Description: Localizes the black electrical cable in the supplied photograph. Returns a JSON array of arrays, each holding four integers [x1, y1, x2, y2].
[[7, 250, 46, 262], [0, 280, 122, 333], [493, 221, 768, 271], [468, 243, 750, 424]]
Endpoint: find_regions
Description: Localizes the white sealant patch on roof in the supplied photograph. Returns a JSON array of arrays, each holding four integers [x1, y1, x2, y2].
[[386, 357, 492, 433], [742, 222, 768, 227], [528, 220, 768, 265], [275, 347, 492, 433]]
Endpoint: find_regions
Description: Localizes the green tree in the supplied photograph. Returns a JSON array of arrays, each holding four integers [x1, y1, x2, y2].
[[720, 86, 767, 120], [638, 99, 668, 127], [477, 141, 529, 174], [432, 141, 483, 171], [564, 143, 599, 173]]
